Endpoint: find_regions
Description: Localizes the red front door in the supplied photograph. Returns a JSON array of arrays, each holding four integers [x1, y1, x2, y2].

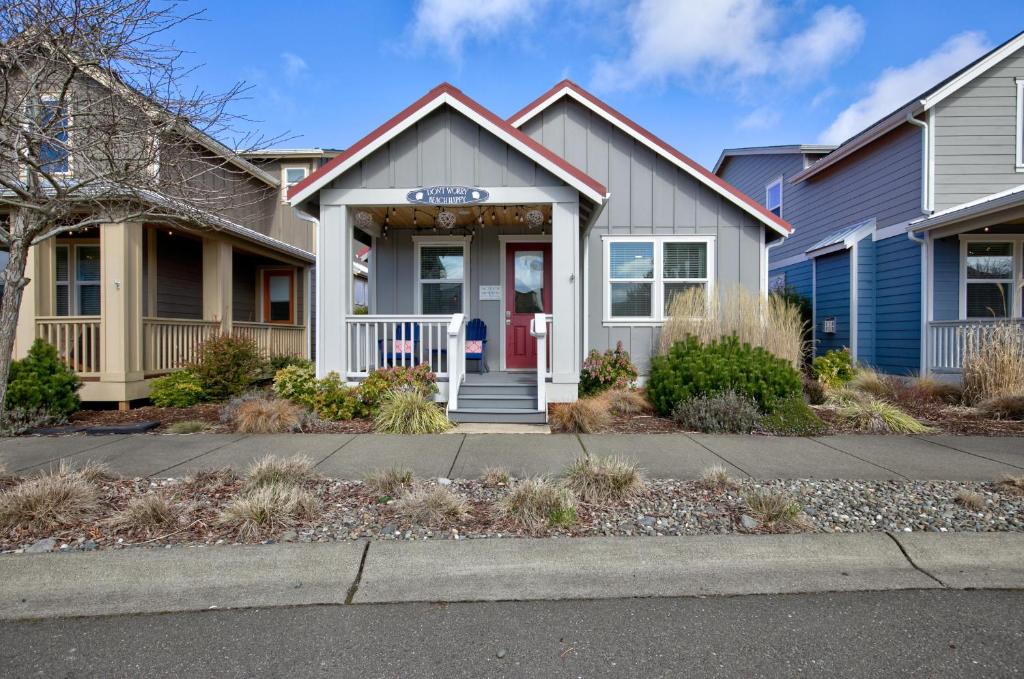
[[505, 243, 552, 369]]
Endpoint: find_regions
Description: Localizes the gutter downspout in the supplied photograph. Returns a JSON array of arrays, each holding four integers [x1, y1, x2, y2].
[[907, 227, 929, 377], [763, 236, 784, 297], [905, 108, 932, 214]]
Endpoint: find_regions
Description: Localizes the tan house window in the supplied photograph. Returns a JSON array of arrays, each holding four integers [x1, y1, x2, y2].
[[55, 244, 100, 315], [262, 269, 295, 323], [281, 166, 307, 201]]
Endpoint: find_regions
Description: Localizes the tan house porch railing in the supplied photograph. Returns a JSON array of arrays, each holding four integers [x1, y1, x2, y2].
[[233, 322, 306, 358], [35, 316, 102, 377], [143, 317, 221, 372]]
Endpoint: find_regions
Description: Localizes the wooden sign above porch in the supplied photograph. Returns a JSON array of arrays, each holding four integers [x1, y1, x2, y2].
[[406, 185, 490, 206]]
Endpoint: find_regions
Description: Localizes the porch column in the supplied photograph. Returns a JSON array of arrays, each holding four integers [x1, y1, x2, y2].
[[202, 238, 233, 335], [99, 221, 144, 390], [551, 199, 581, 397], [14, 239, 56, 358], [318, 203, 350, 378]]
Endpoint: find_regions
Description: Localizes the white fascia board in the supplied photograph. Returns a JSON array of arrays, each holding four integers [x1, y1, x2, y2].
[[921, 32, 1024, 111], [712, 145, 836, 174], [510, 86, 791, 237], [909, 184, 1024, 232]]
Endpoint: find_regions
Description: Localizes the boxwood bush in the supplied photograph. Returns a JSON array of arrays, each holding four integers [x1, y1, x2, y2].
[[5, 339, 81, 418], [647, 335, 802, 415]]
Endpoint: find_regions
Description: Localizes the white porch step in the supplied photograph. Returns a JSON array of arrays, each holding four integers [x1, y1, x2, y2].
[[448, 408, 547, 424]]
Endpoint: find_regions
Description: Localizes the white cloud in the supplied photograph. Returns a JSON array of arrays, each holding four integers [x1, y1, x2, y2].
[[810, 86, 838, 109], [738, 106, 781, 130], [410, 0, 546, 61], [819, 31, 991, 144], [281, 52, 307, 80], [592, 1, 864, 92]]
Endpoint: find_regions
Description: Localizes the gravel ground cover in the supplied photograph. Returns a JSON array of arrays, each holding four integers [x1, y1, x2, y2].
[[3, 471, 1021, 554]]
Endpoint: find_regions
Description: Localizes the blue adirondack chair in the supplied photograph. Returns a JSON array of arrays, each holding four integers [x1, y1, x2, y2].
[[466, 318, 488, 373], [378, 322, 420, 366]]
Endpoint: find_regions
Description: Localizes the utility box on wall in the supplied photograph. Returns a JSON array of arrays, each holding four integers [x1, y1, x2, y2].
[[822, 317, 837, 335]]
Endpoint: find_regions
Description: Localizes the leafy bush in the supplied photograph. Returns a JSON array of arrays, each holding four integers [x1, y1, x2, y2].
[[763, 395, 827, 436], [373, 390, 451, 434], [5, 339, 81, 418], [648, 336, 802, 415], [579, 342, 638, 397], [549, 396, 611, 433], [150, 369, 207, 407], [812, 348, 855, 388], [189, 335, 266, 401], [672, 390, 763, 434], [313, 372, 364, 421], [268, 355, 312, 374], [962, 321, 1024, 403], [802, 375, 827, 405], [359, 364, 438, 410], [976, 394, 1024, 420], [273, 363, 319, 409], [0, 407, 60, 436]]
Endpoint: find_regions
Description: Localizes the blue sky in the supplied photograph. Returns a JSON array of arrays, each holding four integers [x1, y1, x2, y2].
[[167, 1, 1024, 168]]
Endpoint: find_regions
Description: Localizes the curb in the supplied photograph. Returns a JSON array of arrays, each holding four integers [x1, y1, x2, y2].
[[1, 533, 1021, 620]]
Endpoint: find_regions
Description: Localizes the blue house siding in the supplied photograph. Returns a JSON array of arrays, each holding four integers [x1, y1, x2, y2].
[[933, 236, 959, 321], [856, 238, 875, 365], [873, 235, 921, 375], [813, 251, 850, 356], [773, 260, 813, 300]]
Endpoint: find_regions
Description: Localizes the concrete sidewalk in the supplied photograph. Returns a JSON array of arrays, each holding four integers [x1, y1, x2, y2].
[[2, 533, 1022, 620], [1, 432, 1022, 481]]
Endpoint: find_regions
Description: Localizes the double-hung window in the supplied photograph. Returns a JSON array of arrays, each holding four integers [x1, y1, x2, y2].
[[961, 239, 1020, 319], [605, 236, 714, 323], [39, 96, 71, 175], [55, 244, 101, 315], [281, 166, 307, 201], [415, 237, 469, 315], [765, 176, 783, 217]]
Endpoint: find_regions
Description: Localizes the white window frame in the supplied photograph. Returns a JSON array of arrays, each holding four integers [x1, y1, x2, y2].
[[1016, 78, 1024, 172], [31, 94, 73, 178], [55, 244, 70, 315], [73, 244, 101, 315], [602, 235, 715, 325], [412, 235, 471, 315], [281, 165, 308, 202], [55, 242, 101, 315], [765, 175, 783, 217], [958, 235, 1023, 320]]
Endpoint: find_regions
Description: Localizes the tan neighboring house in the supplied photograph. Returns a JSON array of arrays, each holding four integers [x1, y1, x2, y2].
[[6, 133, 316, 409]]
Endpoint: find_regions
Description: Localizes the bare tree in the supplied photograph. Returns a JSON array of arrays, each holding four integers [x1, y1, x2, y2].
[[0, 0, 280, 416]]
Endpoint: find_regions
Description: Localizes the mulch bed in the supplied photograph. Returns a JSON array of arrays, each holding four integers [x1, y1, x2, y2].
[[70, 405, 374, 434]]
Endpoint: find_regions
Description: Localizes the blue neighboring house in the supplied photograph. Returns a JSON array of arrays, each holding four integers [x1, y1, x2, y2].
[[715, 30, 1024, 380]]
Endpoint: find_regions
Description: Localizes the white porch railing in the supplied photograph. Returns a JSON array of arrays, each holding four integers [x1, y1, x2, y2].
[[143, 317, 221, 372], [447, 313, 467, 410], [531, 313, 547, 412], [928, 319, 1024, 373], [233, 322, 306, 358], [543, 313, 553, 378], [36, 316, 102, 377], [343, 315, 454, 379]]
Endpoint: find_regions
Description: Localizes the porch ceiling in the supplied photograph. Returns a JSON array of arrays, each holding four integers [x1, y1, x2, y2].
[[357, 204, 553, 231]]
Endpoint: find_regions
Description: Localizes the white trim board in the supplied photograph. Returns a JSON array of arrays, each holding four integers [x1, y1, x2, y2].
[[412, 235, 473, 316]]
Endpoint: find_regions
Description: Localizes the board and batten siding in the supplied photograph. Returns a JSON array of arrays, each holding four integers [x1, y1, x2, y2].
[[932, 46, 1024, 211], [813, 250, 850, 356], [519, 97, 769, 373]]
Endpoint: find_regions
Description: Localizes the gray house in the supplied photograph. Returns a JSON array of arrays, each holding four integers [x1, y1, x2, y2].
[[716, 30, 1024, 380], [290, 81, 790, 422]]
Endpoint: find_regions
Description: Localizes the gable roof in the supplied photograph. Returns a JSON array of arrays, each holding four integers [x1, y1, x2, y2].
[[509, 80, 792, 236], [712, 144, 836, 175], [910, 183, 1024, 232], [793, 30, 1024, 183], [288, 83, 608, 206]]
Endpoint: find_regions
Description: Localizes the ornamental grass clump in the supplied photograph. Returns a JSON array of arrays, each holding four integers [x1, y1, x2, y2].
[[562, 456, 644, 504], [244, 454, 316, 490], [700, 465, 737, 492], [976, 394, 1024, 420], [602, 388, 652, 416], [230, 397, 308, 434], [373, 391, 451, 434], [497, 478, 578, 530], [364, 466, 414, 498], [962, 321, 1024, 404], [0, 464, 98, 531], [549, 396, 612, 433], [481, 467, 511, 487], [219, 484, 321, 540], [113, 494, 181, 530], [393, 485, 471, 527], [835, 397, 933, 434], [743, 489, 804, 531]]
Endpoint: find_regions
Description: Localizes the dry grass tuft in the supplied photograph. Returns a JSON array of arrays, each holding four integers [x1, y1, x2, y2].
[[113, 494, 181, 530], [658, 285, 805, 368], [700, 464, 738, 491], [835, 398, 934, 434], [743, 489, 804, 530], [244, 455, 316, 490], [481, 467, 511, 487], [562, 456, 644, 504], [183, 467, 238, 492], [231, 398, 307, 434], [954, 490, 985, 512], [0, 468, 98, 530], [962, 322, 1024, 404], [219, 484, 321, 539], [71, 460, 117, 483], [166, 420, 207, 434], [602, 388, 652, 416], [848, 367, 897, 400], [497, 478, 578, 530], [996, 474, 1024, 496], [976, 394, 1024, 420], [364, 466, 414, 497], [549, 396, 612, 433], [393, 485, 470, 526], [906, 376, 963, 405], [373, 391, 452, 434]]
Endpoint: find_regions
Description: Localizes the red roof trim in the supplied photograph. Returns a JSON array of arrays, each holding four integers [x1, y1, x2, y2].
[[288, 82, 607, 202], [510, 80, 793, 234]]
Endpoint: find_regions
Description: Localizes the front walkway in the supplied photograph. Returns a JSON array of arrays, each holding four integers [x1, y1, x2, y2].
[[2, 433, 1022, 481]]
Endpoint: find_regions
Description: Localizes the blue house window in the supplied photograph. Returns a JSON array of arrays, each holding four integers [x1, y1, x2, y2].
[[962, 240, 1018, 318], [765, 177, 783, 217]]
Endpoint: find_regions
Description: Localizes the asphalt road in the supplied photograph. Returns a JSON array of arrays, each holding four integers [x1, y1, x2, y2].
[[2, 590, 1022, 678]]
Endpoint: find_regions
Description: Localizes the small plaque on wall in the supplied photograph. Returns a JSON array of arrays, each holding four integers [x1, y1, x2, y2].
[[479, 285, 501, 301]]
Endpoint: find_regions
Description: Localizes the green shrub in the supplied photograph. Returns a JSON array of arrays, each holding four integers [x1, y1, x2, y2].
[[579, 342, 638, 397], [0, 407, 59, 435], [189, 335, 266, 401], [373, 391, 451, 434], [359, 364, 437, 410], [763, 395, 827, 436], [273, 363, 319, 409], [672, 390, 763, 434], [648, 336, 802, 415], [150, 369, 207, 407], [313, 372, 364, 421], [352, 304, 369, 315], [268, 355, 312, 375], [812, 348, 855, 388], [5, 339, 81, 418]]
